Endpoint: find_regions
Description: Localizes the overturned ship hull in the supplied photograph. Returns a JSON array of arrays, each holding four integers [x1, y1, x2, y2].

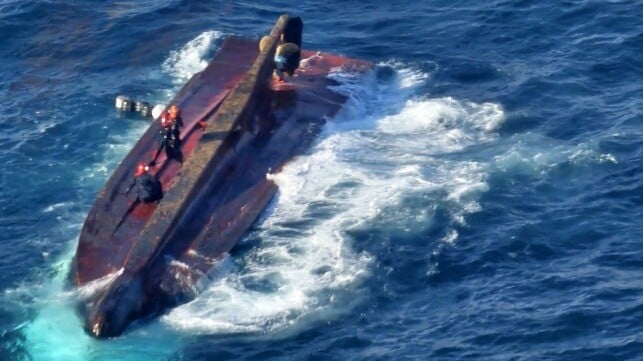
[[72, 15, 370, 338]]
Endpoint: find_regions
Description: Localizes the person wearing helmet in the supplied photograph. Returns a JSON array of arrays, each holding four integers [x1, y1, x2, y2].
[[152, 104, 183, 165], [161, 105, 184, 131], [151, 123, 183, 165], [124, 163, 163, 203], [274, 42, 300, 82], [275, 17, 303, 82]]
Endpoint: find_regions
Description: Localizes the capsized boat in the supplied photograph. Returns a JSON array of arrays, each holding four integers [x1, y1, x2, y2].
[[71, 15, 371, 338]]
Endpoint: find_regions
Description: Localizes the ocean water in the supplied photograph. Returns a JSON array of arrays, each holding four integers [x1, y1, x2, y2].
[[1, 1, 641, 360]]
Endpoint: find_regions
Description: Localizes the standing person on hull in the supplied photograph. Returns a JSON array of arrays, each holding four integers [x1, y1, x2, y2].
[[152, 104, 183, 165], [161, 104, 184, 130]]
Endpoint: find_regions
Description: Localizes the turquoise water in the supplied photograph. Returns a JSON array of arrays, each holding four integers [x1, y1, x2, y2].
[[1, 1, 641, 360]]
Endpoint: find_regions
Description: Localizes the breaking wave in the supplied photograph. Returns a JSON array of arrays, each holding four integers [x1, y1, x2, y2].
[[162, 61, 505, 334]]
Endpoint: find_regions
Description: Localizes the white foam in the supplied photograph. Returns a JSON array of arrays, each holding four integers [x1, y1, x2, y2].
[[376, 60, 430, 89], [20, 31, 221, 360], [163, 62, 503, 335], [43, 202, 72, 213], [378, 98, 504, 146], [22, 50, 506, 353], [162, 30, 224, 84], [493, 133, 618, 177], [569, 146, 618, 165], [72, 268, 124, 301], [19, 237, 182, 361], [571, 33, 625, 46]]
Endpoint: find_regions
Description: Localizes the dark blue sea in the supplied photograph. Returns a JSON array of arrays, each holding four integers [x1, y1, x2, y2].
[[1, 1, 641, 360]]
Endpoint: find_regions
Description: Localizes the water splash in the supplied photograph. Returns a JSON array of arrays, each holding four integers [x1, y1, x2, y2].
[[18, 29, 223, 361], [162, 62, 505, 334], [162, 30, 224, 85]]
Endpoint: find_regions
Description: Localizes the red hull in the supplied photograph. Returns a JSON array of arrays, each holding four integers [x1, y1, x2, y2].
[[72, 15, 371, 338], [75, 38, 257, 284]]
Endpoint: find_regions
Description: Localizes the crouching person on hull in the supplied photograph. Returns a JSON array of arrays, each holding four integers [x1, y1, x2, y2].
[[125, 163, 163, 204]]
